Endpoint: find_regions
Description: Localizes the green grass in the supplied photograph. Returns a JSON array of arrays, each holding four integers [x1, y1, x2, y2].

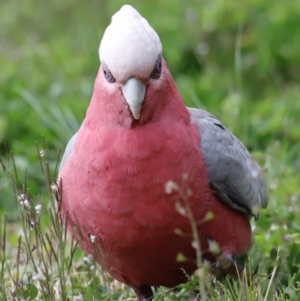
[[1, 0, 300, 300]]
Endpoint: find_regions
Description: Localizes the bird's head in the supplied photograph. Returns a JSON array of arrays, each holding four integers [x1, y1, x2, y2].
[[90, 5, 185, 127]]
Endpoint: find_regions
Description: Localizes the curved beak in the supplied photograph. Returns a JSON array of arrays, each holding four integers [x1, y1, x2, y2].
[[121, 78, 146, 120]]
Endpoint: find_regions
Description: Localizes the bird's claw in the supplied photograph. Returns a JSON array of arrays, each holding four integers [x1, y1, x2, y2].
[[205, 237, 245, 278]]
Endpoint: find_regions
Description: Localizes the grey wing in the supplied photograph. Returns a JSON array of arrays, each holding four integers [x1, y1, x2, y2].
[[59, 132, 78, 175], [188, 108, 268, 218]]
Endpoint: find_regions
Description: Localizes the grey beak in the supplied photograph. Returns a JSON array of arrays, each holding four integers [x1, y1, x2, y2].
[[121, 78, 146, 120]]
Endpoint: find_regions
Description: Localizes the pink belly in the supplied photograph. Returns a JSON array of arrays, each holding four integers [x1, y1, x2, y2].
[[59, 124, 251, 287]]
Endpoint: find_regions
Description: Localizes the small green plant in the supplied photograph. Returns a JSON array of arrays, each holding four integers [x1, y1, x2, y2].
[[0, 147, 135, 300]]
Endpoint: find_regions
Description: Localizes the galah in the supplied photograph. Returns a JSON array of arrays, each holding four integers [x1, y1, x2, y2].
[[59, 5, 268, 301]]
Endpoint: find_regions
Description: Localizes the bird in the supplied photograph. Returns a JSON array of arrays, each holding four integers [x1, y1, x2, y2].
[[58, 5, 268, 301]]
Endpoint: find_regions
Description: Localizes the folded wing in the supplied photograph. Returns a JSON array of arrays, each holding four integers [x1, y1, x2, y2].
[[189, 108, 268, 219]]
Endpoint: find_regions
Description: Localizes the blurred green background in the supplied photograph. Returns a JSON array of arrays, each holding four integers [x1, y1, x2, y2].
[[1, 0, 300, 279]]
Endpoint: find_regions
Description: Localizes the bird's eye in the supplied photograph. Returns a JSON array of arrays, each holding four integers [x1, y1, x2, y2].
[[103, 63, 116, 83], [150, 56, 162, 79]]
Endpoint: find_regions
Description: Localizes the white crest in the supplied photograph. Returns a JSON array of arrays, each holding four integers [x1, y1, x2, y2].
[[99, 5, 162, 82]]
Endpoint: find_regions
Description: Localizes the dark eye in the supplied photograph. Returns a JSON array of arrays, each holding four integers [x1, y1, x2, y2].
[[103, 63, 116, 83], [150, 56, 162, 79]]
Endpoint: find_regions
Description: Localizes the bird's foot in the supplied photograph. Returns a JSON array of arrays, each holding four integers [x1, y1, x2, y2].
[[205, 237, 245, 278], [131, 284, 153, 301]]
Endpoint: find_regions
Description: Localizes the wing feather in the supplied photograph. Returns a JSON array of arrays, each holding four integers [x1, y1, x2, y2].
[[189, 108, 268, 218], [59, 132, 78, 175]]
